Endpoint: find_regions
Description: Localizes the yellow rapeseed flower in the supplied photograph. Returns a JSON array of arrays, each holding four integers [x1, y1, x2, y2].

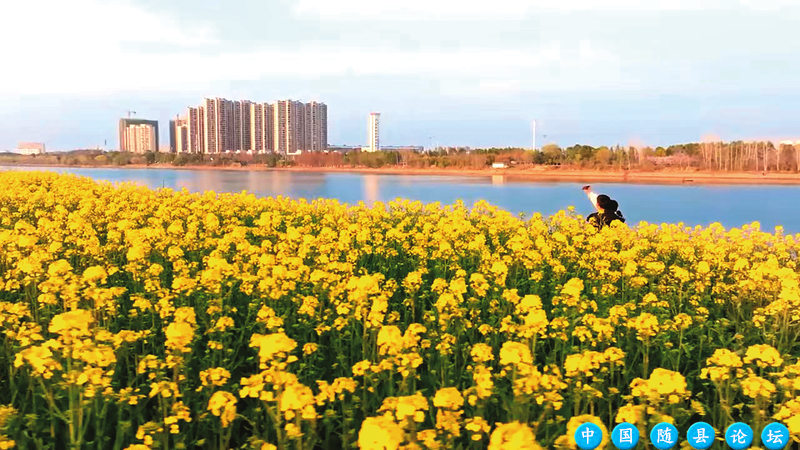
[[744, 344, 784, 368], [208, 391, 237, 427], [358, 415, 404, 450], [488, 422, 542, 450]]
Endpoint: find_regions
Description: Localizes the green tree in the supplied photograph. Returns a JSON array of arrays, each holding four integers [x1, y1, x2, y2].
[[111, 152, 132, 166], [541, 144, 563, 164], [594, 147, 612, 166], [173, 154, 188, 166], [578, 145, 596, 162], [156, 153, 176, 164]]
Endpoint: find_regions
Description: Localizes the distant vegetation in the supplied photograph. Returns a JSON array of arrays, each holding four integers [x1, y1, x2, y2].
[[0, 150, 285, 168], [403, 141, 800, 172], [3, 140, 800, 172]]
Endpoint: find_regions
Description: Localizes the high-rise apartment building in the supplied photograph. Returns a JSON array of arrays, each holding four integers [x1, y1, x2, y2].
[[318, 103, 328, 152], [273, 100, 308, 155], [203, 98, 221, 154], [178, 121, 188, 153], [187, 107, 204, 154], [169, 119, 176, 153], [273, 101, 289, 154], [201, 98, 254, 153], [119, 118, 159, 153], [294, 100, 306, 154], [367, 112, 380, 152], [231, 100, 250, 153], [172, 98, 326, 155], [247, 102, 275, 153], [304, 103, 313, 152], [170, 117, 189, 153], [250, 103, 265, 153], [272, 100, 327, 154], [239, 100, 252, 153], [220, 99, 232, 153], [232, 100, 242, 152], [305, 101, 328, 152], [124, 125, 157, 153], [312, 102, 328, 151], [265, 103, 275, 152]]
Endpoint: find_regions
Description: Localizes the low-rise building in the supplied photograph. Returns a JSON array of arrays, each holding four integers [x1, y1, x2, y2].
[[328, 145, 361, 154], [382, 146, 424, 152], [16, 142, 46, 155]]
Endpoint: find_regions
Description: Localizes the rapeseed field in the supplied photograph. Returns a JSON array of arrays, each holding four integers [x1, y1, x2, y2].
[[0, 171, 798, 450]]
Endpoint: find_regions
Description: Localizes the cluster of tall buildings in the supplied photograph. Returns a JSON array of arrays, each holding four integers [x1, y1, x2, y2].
[[119, 119, 159, 153], [169, 98, 327, 155]]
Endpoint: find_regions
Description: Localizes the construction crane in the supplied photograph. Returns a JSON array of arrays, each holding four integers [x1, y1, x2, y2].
[[126, 110, 137, 118]]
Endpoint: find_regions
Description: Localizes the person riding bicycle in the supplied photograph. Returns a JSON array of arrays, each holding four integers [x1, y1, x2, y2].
[[583, 185, 625, 229]]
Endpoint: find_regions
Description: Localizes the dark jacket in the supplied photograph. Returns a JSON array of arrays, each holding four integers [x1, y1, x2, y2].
[[587, 210, 626, 229]]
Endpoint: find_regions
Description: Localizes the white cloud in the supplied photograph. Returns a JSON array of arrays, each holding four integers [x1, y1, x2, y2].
[[2, 43, 618, 95], [1, 0, 797, 99], [1, 0, 213, 47], [0, 0, 626, 96], [0, 0, 214, 94], [293, 0, 800, 20]]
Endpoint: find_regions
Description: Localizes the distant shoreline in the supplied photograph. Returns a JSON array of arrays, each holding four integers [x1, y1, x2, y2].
[[4, 162, 800, 185]]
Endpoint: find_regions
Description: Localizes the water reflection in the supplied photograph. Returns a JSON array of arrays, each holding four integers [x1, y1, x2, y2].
[[492, 175, 505, 185], [363, 175, 380, 204], [196, 171, 217, 193], [269, 171, 291, 197], [246, 170, 259, 195]]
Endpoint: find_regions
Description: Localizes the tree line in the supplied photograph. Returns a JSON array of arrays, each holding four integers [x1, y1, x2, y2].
[[394, 141, 800, 172], [3, 140, 800, 172]]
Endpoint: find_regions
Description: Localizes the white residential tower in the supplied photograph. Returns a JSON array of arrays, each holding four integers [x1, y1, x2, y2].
[[367, 112, 380, 152]]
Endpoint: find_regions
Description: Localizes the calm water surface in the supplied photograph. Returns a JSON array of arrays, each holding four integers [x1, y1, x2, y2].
[[3, 166, 799, 233]]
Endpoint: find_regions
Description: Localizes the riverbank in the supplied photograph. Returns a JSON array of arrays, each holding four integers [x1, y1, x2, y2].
[[4, 162, 800, 185], [273, 166, 800, 185]]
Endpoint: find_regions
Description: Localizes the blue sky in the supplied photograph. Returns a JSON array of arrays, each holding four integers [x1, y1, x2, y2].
[[1, 0, 800, 151]]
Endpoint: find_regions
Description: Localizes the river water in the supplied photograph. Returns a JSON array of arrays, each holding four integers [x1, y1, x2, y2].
[[2, 166, 799, 233]]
